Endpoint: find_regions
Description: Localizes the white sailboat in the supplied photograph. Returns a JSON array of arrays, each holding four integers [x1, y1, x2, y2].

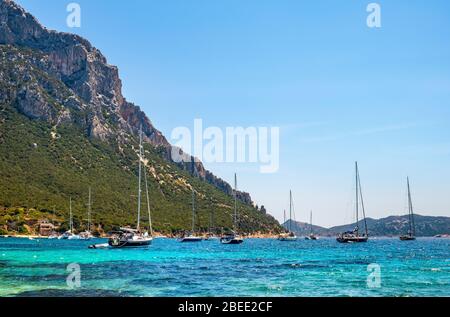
[[108, 126, 153, 248], [204, 208, 218, 240], [337, 162, 369, 243], [220, 173, 244, 244], [400, 177, 416, 241], [278, 190, 297, 241], [305, 210, 318, 240], [48, 206, 59, 239], [179, 188, 203, 242], [80, 187, 94, 240], [60, 198, 80, 240]]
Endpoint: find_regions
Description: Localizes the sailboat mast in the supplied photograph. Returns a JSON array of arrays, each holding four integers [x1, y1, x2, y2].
[[407, 177, 415, 236], [212, 209, 215, 233], [289, 190, 292, 233], [192, 188, 195, 233], [88, 187, 91, 233], [209, 206, 215, 235], [234, 173, 237, 233], [69, 197, 73, 233], [357, 164, 369, 236], [355, 162, 359, 236], [310, 210, 313, 235], [137, 125, 143, 231], [209, 209, 213, 234], [144, 169, 153, 236]]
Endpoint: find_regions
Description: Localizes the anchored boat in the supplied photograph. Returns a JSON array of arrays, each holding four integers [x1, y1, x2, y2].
[[48, 206, 60, 239], [59, 198, 80, 240], [107, 126, 153, 248], [79, 187, 94, 240], [179, 188, 203, 243], [109, 228, 152, 247], [305, 210, 318, 240], [220, 174, 244, 245], [337, 162, 369, 243], [278, 190, 297, 241], [204, 208, 219, 240], [400, 177, 416, 241]]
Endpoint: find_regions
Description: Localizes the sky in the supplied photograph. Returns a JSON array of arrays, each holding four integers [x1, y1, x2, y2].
[[14, 0, 450, 227]]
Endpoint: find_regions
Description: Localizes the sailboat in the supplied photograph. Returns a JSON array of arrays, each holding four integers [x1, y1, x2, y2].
[[60, 198, 80, 240], [48, 206, 59, 239], [205, 209, 218, 240], [179, 188, 203, 242], [277, 208, 286, 239], [305, 210, 318, 240], [220, 174, 244, 244], [400, 177, 416, 241], [278, 190, 297, 241], [80, 187, 94, 240], [337, 162, 369, 243], [108, 126, 153, 248]]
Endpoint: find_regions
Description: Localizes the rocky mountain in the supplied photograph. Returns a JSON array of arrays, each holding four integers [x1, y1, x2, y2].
[[0, 0, 280, 234], [0, 0, 252, 204], [285, 214, 450, 237]]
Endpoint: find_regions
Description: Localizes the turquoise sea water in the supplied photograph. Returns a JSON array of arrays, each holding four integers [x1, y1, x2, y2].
[[0, 237, 448, 297]]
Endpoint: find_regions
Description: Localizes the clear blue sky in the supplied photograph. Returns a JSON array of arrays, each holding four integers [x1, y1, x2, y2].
[[15, 0, 450, 227]]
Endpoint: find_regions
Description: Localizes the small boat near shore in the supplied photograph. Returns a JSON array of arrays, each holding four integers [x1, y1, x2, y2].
[[88, 243, 109, 249], [204, 208, 219, 240], [220, 232, 244, 244], [179, 235, 203, 243], [278, 232, 297, 241], [47, 207, 60, 239], [59, 198, 80, 240], [79, 187, 94, 240]]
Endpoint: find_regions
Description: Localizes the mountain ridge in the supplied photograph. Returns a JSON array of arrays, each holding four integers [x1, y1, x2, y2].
[[0, 0, 280, 234], [0, 0, 253, 204], [284, 214, 450, 237]]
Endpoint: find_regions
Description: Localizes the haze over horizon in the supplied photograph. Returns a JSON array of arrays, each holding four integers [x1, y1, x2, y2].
[[14, 0, 450, 227]]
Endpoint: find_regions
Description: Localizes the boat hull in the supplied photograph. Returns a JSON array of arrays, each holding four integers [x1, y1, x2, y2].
[[88, 243, 110, 249], [400, 235, 416, 241], [336, 236, 368, 243], [108, 238, 152, 248], [278, 236, 297, 241], [220, 237, 244, 244], [179, 236, 203, 243]]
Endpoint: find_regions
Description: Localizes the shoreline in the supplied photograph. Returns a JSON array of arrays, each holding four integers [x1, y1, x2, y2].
[[1, 234, 449, 240]]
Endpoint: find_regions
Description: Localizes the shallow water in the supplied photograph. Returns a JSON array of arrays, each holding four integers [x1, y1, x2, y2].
[[0, 237, 448, 297]]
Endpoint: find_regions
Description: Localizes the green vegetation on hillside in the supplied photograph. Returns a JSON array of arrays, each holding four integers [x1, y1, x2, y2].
[[0, 93, 281, 236]]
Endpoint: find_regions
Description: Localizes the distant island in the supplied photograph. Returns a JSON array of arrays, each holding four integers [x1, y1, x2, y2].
[[285, 214, 450, 237]]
